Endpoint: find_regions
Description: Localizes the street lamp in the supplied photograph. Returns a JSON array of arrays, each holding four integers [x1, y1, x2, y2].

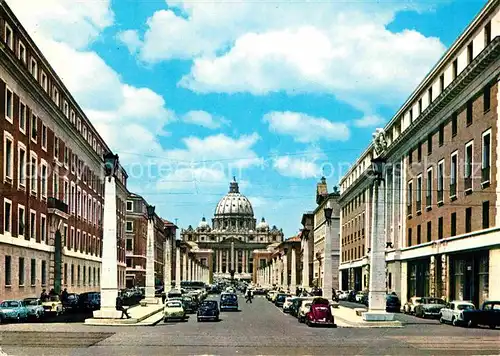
[[324, 203, 333, 225], [147, 205, 155, 221], [103, 152, 119, 181]]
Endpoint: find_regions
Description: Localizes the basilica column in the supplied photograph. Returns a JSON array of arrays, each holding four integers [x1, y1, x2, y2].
[[218, 250, 222, 273], [277, 256, 283, 287], [283, 250, 288, 291], [291, 247, 297, 294], [183, 252, 188, 281], [242, 250, 246, 274], [231, 242, 235, 272], [271, 258, 276, 286], [187, 256, 192, 281], [175, 243, 181, 289]]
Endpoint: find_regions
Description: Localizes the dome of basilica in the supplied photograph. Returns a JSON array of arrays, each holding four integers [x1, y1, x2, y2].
[[214, 178, 254, 217]]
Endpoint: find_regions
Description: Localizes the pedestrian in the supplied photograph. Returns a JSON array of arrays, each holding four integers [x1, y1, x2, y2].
[[61, 288, 69, 302], [116, 294, 130, 319], [245, 289, 253, 303], [49, 288, 56, 296], [40, 289, 48, 302]]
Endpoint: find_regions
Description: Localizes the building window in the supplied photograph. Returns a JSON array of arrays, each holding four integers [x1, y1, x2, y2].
[[439, 73, 445, 93], [437, 160, 444, 203], [407, 228, 412, 247], [53, 170, 59, 200], [5, 87, 13, 122], [450, 151, 458, 197], [4, 23, 13, 49], [40, 215, 47, 242], [70, 110, 76, 124], [438, 124, 444, 146], [53, 87, 60, 107], [464, 141, 473, 191], [18, 41, 26, 63], [465, 207, 472, 233], [77, 265, 81, 286], [451, 212, 457, 237], [77, 117, 81, 132], [452, 59, 458, 80], [19, 102, 26, 133], [30, 58, 38, 79], [126, 201, 133, 211], [5, 256, 12, 286], [482, 130, 491, 183], [63, 101, 69, 118], [416, 225, 421, 245], [428, 87, 433, 104], [126, 221, 133, 232], [409, 108, 413, 123], [416, 175, 422, 212], [466, 100, 473, 126], [41, 124, 47, 150], [31, 259, 36, 286], [41, 260, 47, 286], [30, 210, 36, 239], [427, 134, 432, 155], [18, 205, 25, 237], [126, 239, 133, 251], [4, 199, 12, 233], [482, 201, 490, 229], [408, 149, 412, 164], [63, 263, 67, 286], [17, 144, 26, 189], [438, 217, 443, 239], [407, 181, 413, 214], [4, 133, 14, 182], [451, 113, 457, 137], [41, 162, 48, 198], [427, 221, 432, 242], [54, 137, 60, 160], [426, 168, 433, 208], [417, 142, 422, 162], [41, 71, 48, 92], [19, 257, 25, 286], [31, 114, 38, 141], [467, 42, 473, 64], [484, 21, 491, 46], [483, 83, 491, 113]]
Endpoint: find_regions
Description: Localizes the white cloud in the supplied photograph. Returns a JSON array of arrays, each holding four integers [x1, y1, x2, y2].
[[353, 115, 386, 128], [272, 156, 321, 179], [117, 30, 142, 54], [182, 110, 229, 129], [264, 111, 349, 143]]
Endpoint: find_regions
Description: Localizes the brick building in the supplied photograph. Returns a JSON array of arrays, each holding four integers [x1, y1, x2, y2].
[[0, 1, 127, 300], [339, 0, 500, 307]]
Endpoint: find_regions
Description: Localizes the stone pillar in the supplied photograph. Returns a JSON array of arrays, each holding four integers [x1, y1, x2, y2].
[[144, 216, 156, 302], [217, 250, 222, 273], [283, 251, 288, 290], [188, 257, 192, 281], [442, 254, 449, 301], [243, 250, 247, 274], [277, 256, 283, 287], [271, 259, 275, 286], [183, 252, 188, 281], [291, 248, 297, 294], [175, 244, 181, 289], [302, 237, 310, 289], [323, 221, 333, 301], [488, 248, 500, 299], [231, 242, 235, 272], [164, 238, 172, 292], [93, 174, 119, 319], [429, 255, 436, 297], [364, 180, 393, 321]]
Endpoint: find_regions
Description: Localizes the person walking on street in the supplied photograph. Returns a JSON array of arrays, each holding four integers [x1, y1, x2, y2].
[[40, 289, 48, 302], [61, 288, 69, 303], [245, 289, 253, 303], [116, 294, 131, 319]]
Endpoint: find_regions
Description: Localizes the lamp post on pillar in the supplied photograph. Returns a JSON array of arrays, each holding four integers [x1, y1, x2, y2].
[[92, 153, 120, 319], [144, 205, 158, 304], [363, 156, 394, 321], [323, 202, 333, 302]]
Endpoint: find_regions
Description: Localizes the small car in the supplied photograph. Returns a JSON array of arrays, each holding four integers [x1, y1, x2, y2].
[[274, 293, 291, 308], [23, 298, 45, 320], [385, 294, 402, 313], [439, 300, 475, 326], [305, 298, 336, 327], [220, 292, 238, 311], [163, 300, 186, 322], [0, 300, 29, 322], [403, 297, 423, 314], [78, 292, 100, 311], [414, 297, 446, 318], [338, 291, 349, 301], [62, 293, 80, 311], [298, 300, 314, 323], [182, 296, 198, 314], [282, 297, 296, 313], [197, 300, 220, 322], [461, 300, 500, 328], [290, 297, 313, 318], [42, 295, 64, 315]]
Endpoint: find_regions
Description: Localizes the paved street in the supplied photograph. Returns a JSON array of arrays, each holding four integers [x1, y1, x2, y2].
[[1, 295, 499, 356]]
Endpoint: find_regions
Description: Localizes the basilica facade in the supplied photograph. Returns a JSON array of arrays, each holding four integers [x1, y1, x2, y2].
[[180, 179, 284, 280]]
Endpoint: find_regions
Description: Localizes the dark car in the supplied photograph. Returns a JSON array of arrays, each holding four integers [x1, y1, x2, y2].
[[182, 296, 198, 314], [78, 292, 100, 311], [386, 295, 401, 312], [197, 300, 220, 322], [305, 298, 336, 327], [290, 297, 307, 317], [462, 301, 500, 328], [62, 293, 80, 311], [220, 293, 238, 311], [274, 293, 290, 308]]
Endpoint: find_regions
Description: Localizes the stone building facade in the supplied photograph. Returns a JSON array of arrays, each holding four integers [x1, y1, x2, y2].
[[0, 1, 127, 300], [339, 1, 500, 307]]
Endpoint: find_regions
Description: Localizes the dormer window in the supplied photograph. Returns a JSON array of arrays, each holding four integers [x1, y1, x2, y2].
[[41, 71, 48, 92], [63, 101, 69, 118], [30, 58, 38, 80], [77, 118, 81, 132], [52, 87, 60, 107], [4, 23, 13, 50], [18, 42, 26, 63]]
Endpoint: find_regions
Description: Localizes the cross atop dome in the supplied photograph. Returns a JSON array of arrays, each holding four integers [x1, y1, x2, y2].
[[229, 176, 239, 193]]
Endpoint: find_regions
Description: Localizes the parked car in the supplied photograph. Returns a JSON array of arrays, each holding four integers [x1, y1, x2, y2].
[[403, 297, 423, 314], [439, 300, 476, 326], [386, 294, 402, 313], [347, 290, 357, 302], [275, 293, 291, 308], [167, 289, 183, 299], [0, 300, 29, 322], [460, 300, 500, 328], [290, 297, 313, 318], [182, 295, 198, 314], [197, 300, 220, 322], [298, 300, 314, 323], [23, 298, 45, 320], [220, 292, 238, 311], [62, 293, 80, 311], [338, 291, 349, 301], [414, 297, 446, 318], [42, 295, 64, 315], [355, 292, 365, 303], [163, 300, 186, 322], [282, 297, 295, 313], [305, 298, 336, 327], [266, 290, 277, 301], [78, 292, 100, 311]]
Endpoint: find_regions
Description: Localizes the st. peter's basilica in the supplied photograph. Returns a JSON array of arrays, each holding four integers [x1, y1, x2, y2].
[[180, 178, 284, 280]]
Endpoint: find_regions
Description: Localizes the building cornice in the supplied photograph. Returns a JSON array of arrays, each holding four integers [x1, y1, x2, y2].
[[338, 173, 371, 205]]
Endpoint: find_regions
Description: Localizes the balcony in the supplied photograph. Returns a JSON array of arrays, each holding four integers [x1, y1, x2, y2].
[[482, 167, 490, 186], [450, 183, 457, 200], [464, 177, 472, 194], [47, 197, 69, 219], [437, 190, 444, 205]]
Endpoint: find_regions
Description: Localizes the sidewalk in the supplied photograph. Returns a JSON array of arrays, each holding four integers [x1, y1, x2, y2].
[[332, 306, 402, 328], [84, 303, 164, 326]]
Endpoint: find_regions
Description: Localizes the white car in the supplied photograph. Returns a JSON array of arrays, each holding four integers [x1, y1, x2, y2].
[[282, 297, 295, 313], [297, 299, 314, 323], [163, 300, 186, 322], [439, 300, 476, 326], [338, 291, 349, 300]]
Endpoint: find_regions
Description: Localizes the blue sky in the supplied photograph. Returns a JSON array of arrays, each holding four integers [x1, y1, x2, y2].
[[11, 0, 487, 237]]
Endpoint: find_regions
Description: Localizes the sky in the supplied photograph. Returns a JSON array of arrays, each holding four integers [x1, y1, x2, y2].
[[9, 0, 488, 238]]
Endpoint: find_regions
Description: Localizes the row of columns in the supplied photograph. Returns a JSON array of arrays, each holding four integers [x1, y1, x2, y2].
[[169, 244, 210, 291], [256, 248, 298, 292], [215, 246, 251, 274]]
